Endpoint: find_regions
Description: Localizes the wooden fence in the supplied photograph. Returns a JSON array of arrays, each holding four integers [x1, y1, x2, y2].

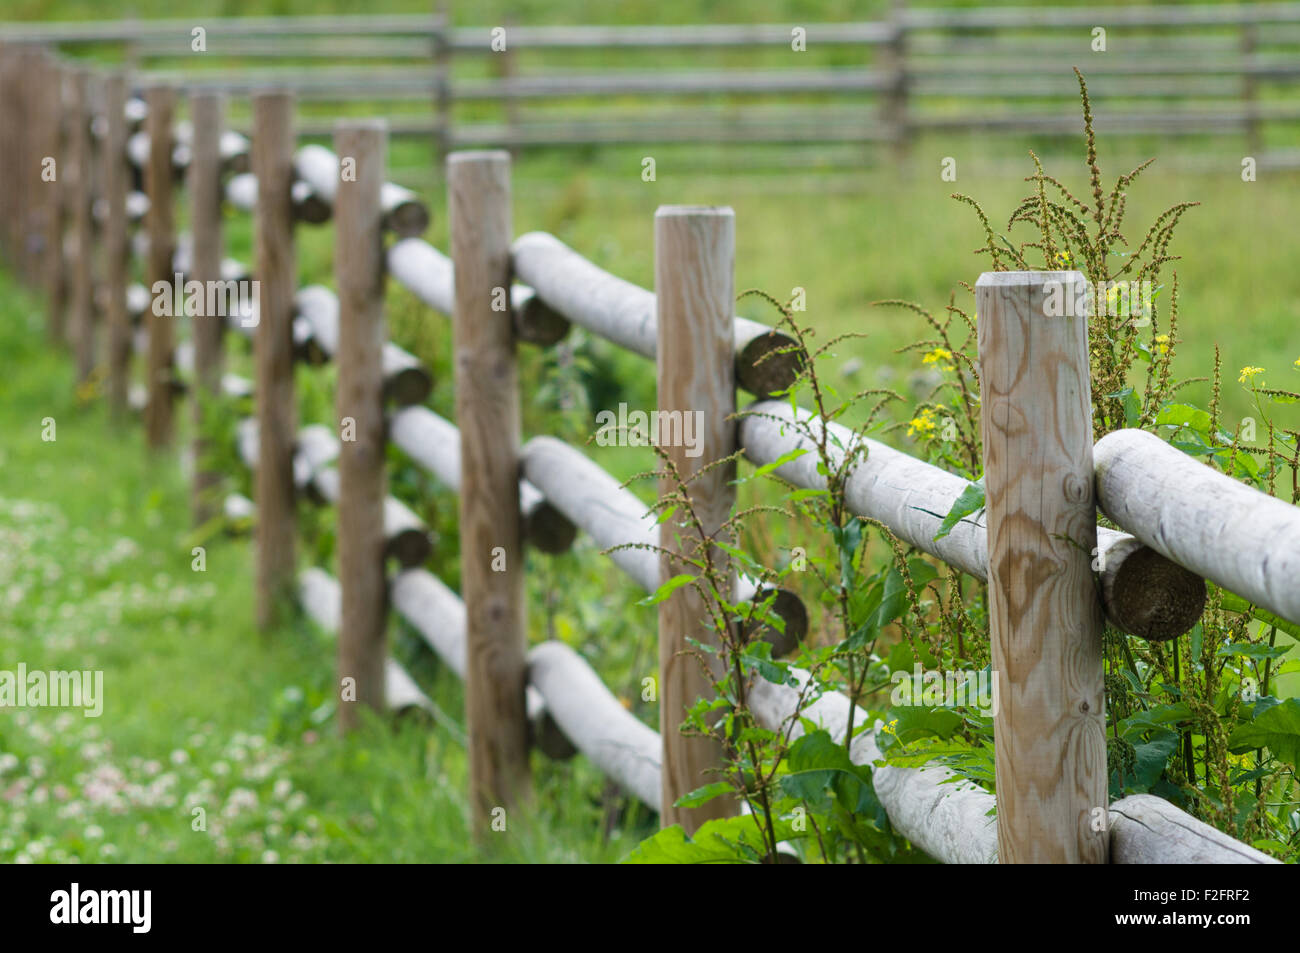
[[6, 3, 1300, 160], [0, 38, 1294, 864]]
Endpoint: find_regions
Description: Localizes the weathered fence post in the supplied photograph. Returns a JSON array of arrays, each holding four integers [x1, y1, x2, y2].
[[882, 0, 911, 163], [447, 149, 531, 829], [69, 68, 95, 383], [252, 89, 298, 630], [975, 270, 1108, 863], [334, 119, 389, 733], [43, 54, 69, 347], [188, 90, 225, 520], [655, 205, 738, 834], [143, 83, 176, 448], [0, 43, 16, 265], [102, 71, 131, 417]]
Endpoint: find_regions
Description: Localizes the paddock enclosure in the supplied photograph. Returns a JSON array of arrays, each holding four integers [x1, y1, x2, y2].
[[0, 10, 1296, 864]]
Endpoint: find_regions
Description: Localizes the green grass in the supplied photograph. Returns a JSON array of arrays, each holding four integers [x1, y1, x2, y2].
[[0, 274, 655, 863]]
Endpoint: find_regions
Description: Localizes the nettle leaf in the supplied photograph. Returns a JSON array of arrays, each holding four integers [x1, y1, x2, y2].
[[934, 477, 984, 540], [1217, 642, 1294, 663], [779, 730, 878, 814], [888, 704, 963, 745], [1118, 702, 1193, 740], [744, 447, 809, 482], [1156, 402, 1212, 435], [674, 781, 733, 810], [740, 639, 795, 686], [1127, 731, 1179, 791], [1228, 698, 1300, 770], [638, 573, 695, 607], [621, 813, 800, 864]]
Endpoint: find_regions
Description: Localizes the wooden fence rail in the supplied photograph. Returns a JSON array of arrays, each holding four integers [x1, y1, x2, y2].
[[1, 38, 1294, 865], [9, 5, 1300, 160]]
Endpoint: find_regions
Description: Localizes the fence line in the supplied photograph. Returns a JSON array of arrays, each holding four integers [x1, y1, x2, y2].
[[7, 5, 1300, 159], [0, 39, 1291, 864]]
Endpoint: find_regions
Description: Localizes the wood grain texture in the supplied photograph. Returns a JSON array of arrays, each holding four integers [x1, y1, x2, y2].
[[1095, 427, 1300, 626], [69, 69, 95, 384], [188, 91, 226, 522], [976, 270, 1107, 864], [654, 205, 737, 833], [102, 72, 131, 418], [143, 84, 175, 447], [252, 90, 298, 630], [447, 150, 531, 827], [333, 121, 389, 733]]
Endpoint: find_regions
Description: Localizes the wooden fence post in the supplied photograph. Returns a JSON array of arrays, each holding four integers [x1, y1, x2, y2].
[[334, 119, 390, 733], [43, 54, 69, 347], [102, 71, 131, 417], [189, 90, 225, 520], [882, 0, 911, 164], [143, 83, 176, 447], [69, 68, 95, 383], [655, 205, 737, 834], [252, 89, 298, 630], [0, 43, 15, 265], [447, 149, 531, 830], [975, 270, 1108, 864]]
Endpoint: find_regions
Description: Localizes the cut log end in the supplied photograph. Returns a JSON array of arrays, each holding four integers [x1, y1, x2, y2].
[[742, 586, 808, 658], [384, 201, 431, 239], [523, 500, 577, 554], [386, 528, 433, 569], [529, 711, 579, 761], [513, 289, 571, 347], [1103, 542, 1207, 642], [736, 329, 806, 399], [382, 366, 434, 407]]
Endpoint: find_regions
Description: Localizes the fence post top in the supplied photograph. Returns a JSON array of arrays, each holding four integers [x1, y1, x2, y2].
[[654, 204, 734, 219], [975, 269, 1085, 288], [333, 117, 388, 135], [446, 149, 510, 165]]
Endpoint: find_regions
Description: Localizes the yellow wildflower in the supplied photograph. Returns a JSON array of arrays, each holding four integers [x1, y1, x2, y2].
[[907, 408, 938, 439], [922, 347, 953, 368], [1053, 250, 1072, 268], [880, 718, 899, 736], [1294, 357, 1300, 370], [1238, 366, 1265, 385], [1154, 334, 1170, 355]]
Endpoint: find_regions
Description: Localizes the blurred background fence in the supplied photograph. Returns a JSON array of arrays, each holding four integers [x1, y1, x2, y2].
[[5, 2, 1300, 166]]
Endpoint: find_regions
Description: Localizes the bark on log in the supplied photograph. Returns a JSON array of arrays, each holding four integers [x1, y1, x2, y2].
[[294, 143, 431, 237], [298, 568, 434, 717], [512, 230, 804, 397], [1095, 428, 1300, 627], [1108, 794, 1280, 864], [520, 435, 806, 655], [528, 640, 661, 809], [386, 236, 569, 346], [387, 404, 575, 553], [295, 284, 432, 405], [740, 400, 1205, 640]]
